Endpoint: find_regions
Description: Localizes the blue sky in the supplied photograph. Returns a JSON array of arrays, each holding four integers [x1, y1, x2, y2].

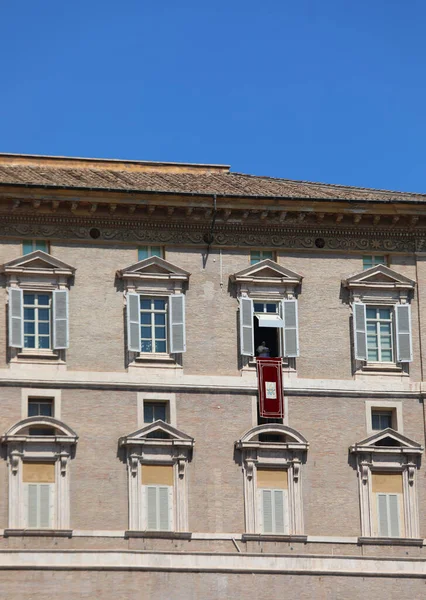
[[1, 1, 425, 191]]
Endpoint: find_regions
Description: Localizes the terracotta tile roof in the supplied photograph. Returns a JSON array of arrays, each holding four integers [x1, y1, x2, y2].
[[0, 161, 425, 203]]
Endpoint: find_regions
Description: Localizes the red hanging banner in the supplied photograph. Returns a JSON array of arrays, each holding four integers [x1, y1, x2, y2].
[[256, 357, 284, 418]]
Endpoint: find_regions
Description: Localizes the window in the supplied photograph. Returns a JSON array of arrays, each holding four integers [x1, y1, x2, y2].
[[144, 402, 167, 423], [236, 424, 308, 536], [142, 465, 173, 531], [2, 252, 75, 360], [138, 246, 163, 261], [23, 462, 55, 528], [140, 297, 168, 353], [120, 421, 193, 533], [343, 265, 415, 370], [23, 293, 52, 350], [363, 255, 386, 270], [257, 470, 288, 534], [250, 250, 274, 265], [240, 297, 299, 359], [372, 410, 393, 431], [118, 256, 190, 362], [22, 240, 49, 255], [366, 307, 393, 362], [373, 473, 403, 538], [1, 416, 78, 531], [28, 398, 53, 417], [350, 429, 423, 540], [253, 301, 282, 358]]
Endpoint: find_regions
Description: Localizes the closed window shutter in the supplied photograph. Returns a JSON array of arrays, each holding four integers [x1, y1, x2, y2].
[[388, 494, 400, 537], [395, 304, 412, 362], [146, 486, 158, 529], [377, 494, 389, 536], [8, 288, 23, 348], [27, 484, 39, 528], [158, 486, 170, 530], [127, 293, 141, 352], [273, 490, 285, 534], [353, 302, 367, 360], [53, 289, 69, 349], [169, 294, 186, 354], [282, 299, 299, 357], [39, 484, 52, 528], [262, 489, 273, 533], [239, 297, 254, 356]]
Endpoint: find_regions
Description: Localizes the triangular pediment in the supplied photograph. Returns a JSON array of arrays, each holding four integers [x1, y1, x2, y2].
[[343, 265, 415, 289], [350, 428, 423, 454], [119, 421, 194, 447], [1, 251, 76, 275], [118, 256, 190, 281], [232, 259, 303, 283]]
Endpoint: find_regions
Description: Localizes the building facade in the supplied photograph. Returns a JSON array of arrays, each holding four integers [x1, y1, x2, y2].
[[0, 153, 425, 598]]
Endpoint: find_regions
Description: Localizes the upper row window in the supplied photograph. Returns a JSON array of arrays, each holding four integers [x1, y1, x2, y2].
[[22, 240, 49, 255]]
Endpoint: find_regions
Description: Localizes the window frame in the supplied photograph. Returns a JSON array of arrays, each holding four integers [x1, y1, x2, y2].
[[362, 255, 388, 270], [21, 388, 61, 421], [137, 392, 176, 428], [235, 424, 308, 537], [365, 304, 394, 364], [139, 296, 169, 355], [365, 400, 402, 435], [250, 250, 275, 265], [350, 429, 423, 541], [137, 246, 164, 261], [1, 416, 78, 532], [119, 421, 193, 534]]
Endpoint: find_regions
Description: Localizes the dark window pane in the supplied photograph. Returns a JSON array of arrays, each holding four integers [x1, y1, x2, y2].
[[24, 294, 35, 305], [266, 303, 277, 313], [155, 327, 166, 339], [37, 295, 50, 305], [144, 404, 154, 423], [155, 340, 167, 353], [38, 309, 50, 321], [140, 298, 151, 310], [141, 326, 152, 339], [28, 403, 38, 417], [141, 340, 152, 353], [38, 337, 50, 349], [24, 322, 35, 334], [154, 313, 166, 325], [24, 336, 35, 348], [24, 308, 35, 320], [141, 313, 151, 325], [154, 404, 167, 421], [254, 303, 264, 312], [38, 323, 50, 335], [154, 299, 166, 311]]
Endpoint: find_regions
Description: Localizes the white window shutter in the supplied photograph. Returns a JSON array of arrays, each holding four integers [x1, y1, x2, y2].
[[377, 494, 388, 537], [282, 299, 299, 357], [8, 288, 23, 348], [39, 484, 52, 528], [146, 486, 157, 530], [388, 495, 400, 537], [353, 302, 367, 361], [158, 486, 170, 531], [27, 484, 38, 528], [395, 304, 412, 362], [273, 490, 285, 534], [262, 489, 273, 534], [127, 293, 141, 353], [239, 297, 254, 356], [169, 294, 186, 354], [53, 289, 69, 349]]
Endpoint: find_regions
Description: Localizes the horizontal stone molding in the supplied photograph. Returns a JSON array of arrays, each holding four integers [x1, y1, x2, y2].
[[0, 551, 425, 576], [4, 529, 73, 538], [125, 531, 192, 540], [358, 537, 424, 547]]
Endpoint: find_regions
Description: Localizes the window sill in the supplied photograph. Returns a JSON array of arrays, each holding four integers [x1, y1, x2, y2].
[[130, 355, 182, 370], [4, 529, 73, 538], [16, 351, 60, 360], [358, 536, 423, 547], [242, 534, 307, 543], [124, 530, 191, 540], [356, 363, 408, 377], [242, 360, 295, 372]]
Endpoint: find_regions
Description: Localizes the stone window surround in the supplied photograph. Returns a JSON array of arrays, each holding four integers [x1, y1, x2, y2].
[[137, 392, 177, 428], [343, 265, 415, 374], [365, 400, 403, 435], [231, 260, 303, 371], [117, 256, 190, 368], [21, 388, 62, 421], [119, 421, 194, 534], [235, 424, 308, 537], [1, 250, 75, 363], [1, 416, 78, 532], [350, 429, 423, 542]]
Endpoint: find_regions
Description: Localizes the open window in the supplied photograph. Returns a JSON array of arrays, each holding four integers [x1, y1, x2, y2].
[[231, 260, 302, 368], [343, 265, 415, 372], [1, 416, 78, 532], [350, 429, 423, 541], [117, 256, 190, 365], [235, 424, 308, 537], [1, 251, 75, 361], [119, 421, 194, 533]]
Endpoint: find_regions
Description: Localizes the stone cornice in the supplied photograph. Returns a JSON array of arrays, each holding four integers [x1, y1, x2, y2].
[[0, 213, 425, 252]]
